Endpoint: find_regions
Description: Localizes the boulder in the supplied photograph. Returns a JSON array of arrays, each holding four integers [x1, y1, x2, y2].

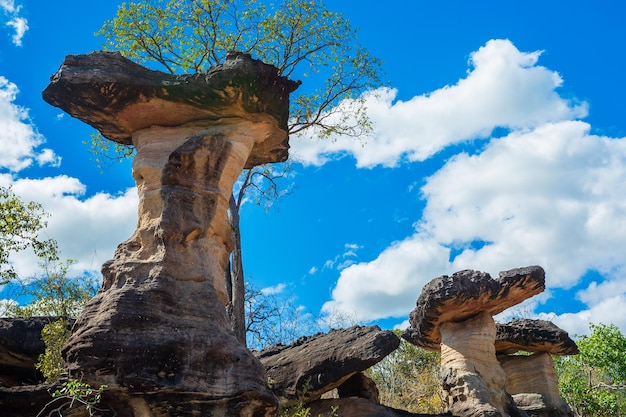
[[495, 319, 578, 355], [403, 266, 545, 350], [256, 326, 399, 405], [42, 51, 298, 416]]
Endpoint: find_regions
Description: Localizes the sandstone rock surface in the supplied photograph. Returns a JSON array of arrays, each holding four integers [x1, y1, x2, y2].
[[495, 319, 578, 355], [256, 326, 399, 405], [403, 266, 545, 350], [440, 311, 526, 417], [42, 51, 298, 416], [499, 353, 574, 417]]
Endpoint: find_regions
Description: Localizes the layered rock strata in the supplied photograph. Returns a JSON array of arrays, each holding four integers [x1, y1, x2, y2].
[[499, 353, 573, 417], [440, 311, 524, 417], [42, 51, 299, 416]]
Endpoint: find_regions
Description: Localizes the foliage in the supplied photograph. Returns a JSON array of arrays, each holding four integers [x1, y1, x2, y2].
[[0, 186, 59, 285], [37, 319, 71, 382], [555, 323, 626, 417], [8, 259, 98, 319], [7, 259, 98, 382], [38, 378, 110, 417], [84, 131, 135, 171], [97, 0, 382, 138], [367, 330, 445, 414]]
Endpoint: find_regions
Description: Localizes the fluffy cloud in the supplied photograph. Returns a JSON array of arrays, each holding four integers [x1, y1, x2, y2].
[[320, 41, 626, 333], [3, 175, 138, 277], [292, 39, 587, 168], [0, 76, 60, 172], [1, 0, 28, 46]]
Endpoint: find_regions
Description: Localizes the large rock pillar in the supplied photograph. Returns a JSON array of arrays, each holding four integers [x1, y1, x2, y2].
[[43, 51, 299, 416]]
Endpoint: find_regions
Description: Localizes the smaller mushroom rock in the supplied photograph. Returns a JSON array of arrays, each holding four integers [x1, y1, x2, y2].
[[256, 326, 399, 406], [499, 352, 574, 417], [440, 311, 526, 417], [403, 266, 545, 350], [495, 319, 579, 355]]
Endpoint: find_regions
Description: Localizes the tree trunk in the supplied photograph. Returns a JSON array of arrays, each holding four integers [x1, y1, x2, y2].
[[229, 194, 246, 345]]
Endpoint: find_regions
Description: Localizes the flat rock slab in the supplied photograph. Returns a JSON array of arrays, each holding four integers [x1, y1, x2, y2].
[[403, 266, 545, 350], [256, 326, 399, 405], [495, 319, 578, 355]]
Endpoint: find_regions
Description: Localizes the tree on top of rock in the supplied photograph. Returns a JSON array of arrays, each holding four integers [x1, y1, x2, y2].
[[95, 0, 383, 345]]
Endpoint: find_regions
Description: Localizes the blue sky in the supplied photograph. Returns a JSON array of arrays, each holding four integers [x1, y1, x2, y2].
[[1, 0, 626, 337]]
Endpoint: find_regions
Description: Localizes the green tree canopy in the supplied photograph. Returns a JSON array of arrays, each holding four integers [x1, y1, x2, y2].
[[0, 186, 59, 285], [556, 323, 626, 417], [97, 0, 383, 139]]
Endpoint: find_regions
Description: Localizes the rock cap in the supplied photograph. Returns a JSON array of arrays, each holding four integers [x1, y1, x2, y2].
[[42, 51, 300, 168], [495, 319, 579, 355], [402, 266, 545, 350]]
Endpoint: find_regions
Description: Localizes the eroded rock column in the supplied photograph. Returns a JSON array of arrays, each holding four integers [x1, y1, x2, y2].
[[43, 51, 299, 416], [440, 311, 519, 417]]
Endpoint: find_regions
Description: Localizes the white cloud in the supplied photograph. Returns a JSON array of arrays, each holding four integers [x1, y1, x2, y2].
[[538, 292, 626, 338], [323, 123, 626, 326], [319, 41, 626, 334], [5, 176, 138, 277], [1, 1, 28, 46], [322, 237, 450, 321], [0, 76, 60, 172], [261, 283, 287, 296], [6, 15, 26, 46], [292, 39, 587, 168]]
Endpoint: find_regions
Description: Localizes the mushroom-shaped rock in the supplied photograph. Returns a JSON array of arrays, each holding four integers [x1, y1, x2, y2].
[[499, 353, 574, 417], [402, 266, 545, 350], [256, 326, 399, 406], [495, 319, 579, 355], [42, 52, 299, 416]]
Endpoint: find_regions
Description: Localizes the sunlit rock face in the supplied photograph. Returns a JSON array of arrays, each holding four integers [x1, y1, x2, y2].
[[43, 51, 298, 416], [500, 353, 574, 417], [440, 311, 523, 417]]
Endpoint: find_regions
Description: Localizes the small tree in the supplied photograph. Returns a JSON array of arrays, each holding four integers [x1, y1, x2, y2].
[[367, 330, 445, 414], [9, 259, 98, 381], [0, 186, 59, 285], [95, 0, 383, 345], [555, 323, 626, 417]]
